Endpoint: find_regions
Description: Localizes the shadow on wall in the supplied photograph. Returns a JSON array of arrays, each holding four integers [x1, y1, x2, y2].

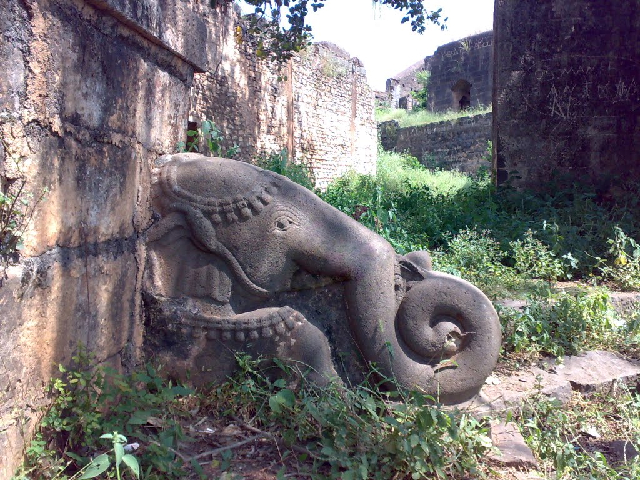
[[0, 0, 198, 476]]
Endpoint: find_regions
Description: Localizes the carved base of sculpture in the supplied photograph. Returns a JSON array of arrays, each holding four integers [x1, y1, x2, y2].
[[143, 153, 501, 404]]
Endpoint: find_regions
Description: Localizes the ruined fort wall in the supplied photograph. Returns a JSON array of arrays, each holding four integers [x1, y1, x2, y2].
[[189, 15, 377, 189], [493, 0, 640, 196], [426, 31, 493, 112], [0, 1, 375, 475], [383, 31, 493, 112], [379, 113, 492, 174], [0, 0, 204, 475], [384, 60, 425, 110]]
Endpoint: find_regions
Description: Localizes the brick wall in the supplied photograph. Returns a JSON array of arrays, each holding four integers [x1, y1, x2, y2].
[[188, 6, 377, 189]]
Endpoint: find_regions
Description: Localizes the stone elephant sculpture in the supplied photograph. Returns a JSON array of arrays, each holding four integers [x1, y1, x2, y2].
[[143, 153, 501, 404]]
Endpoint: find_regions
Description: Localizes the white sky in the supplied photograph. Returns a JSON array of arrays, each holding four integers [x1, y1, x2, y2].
[[296, 0, 494, 90]]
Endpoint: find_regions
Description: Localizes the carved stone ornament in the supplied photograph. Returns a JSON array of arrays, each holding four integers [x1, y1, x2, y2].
[[143, 153, 501, 404]]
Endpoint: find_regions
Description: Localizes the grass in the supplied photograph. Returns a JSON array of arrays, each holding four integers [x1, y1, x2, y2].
[[320, 149, 640, 297], [375, 104, 492, 128], [515, 387, 640, 479]]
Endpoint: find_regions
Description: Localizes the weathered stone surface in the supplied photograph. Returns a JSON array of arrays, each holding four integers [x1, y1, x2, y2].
[[0, 243, 142, 479], [144, 153, 502, 404], [0, 0, 381, 475], [426, 31, 493, 112], [561, 350, 640, 394], [609, 440, 638, 463], [383, 60, 424, 110], [384, 31, 493, 112], [464, 351, 640, 414], [85, 0, 210, 71], [489, 421, 539, 469], [468, 366, 573, 414], [493, 0, 640, 199], [189, 35, 377, 190], [0, 0, 199, 475]]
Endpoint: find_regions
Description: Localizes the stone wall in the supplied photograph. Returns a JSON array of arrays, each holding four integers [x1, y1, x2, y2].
[[0, 0, 205, 475], [0, 1, 376, 475], [426, 31, 493, 112], [493, 0, 640, 197], [189, 15, 377, 190], [383, 60, 425, 110], [383, 31, 493, 113], [379, 113, 492, 174]]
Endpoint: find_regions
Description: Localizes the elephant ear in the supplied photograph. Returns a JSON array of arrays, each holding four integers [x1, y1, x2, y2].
[[168, 202, 271, 298], [398, 251, 433, 281], [149, 154, 272, 298]]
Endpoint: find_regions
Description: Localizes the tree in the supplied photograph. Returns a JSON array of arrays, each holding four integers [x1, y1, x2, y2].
[[220, 0, 446, 63]]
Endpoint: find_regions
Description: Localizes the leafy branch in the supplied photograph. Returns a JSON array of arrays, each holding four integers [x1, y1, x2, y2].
[[226, 0, 447, 63]]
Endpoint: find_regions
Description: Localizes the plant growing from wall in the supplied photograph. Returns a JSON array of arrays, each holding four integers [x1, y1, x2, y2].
[[410, 70, 431, 110], [0, 156, 47, 284], [176, 120, 239, 158], [255, 149, 315, 190]]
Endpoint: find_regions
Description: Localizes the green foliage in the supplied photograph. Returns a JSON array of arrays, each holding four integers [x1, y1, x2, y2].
[[596, 226, 640, 291], [0, 158, 47, 280], [176, 119, 239, 158], [0, 179, 29, 265], [80, 432, 140, 480], [517, 387, 640, 479], [375, 104, 491, 128], [321, 147, 640, 294], [24, 347, 193, 479], [255, 149, 316, 190], [510, 229, 570, 282], [498, 289, 637, 358], [231, 0, 446, 64], [410, 70, 431, 110], [206, 355, 491, 479]]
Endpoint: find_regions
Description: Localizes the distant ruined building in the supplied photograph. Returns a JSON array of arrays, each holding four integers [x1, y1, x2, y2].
[[382, 31, 493, 112]]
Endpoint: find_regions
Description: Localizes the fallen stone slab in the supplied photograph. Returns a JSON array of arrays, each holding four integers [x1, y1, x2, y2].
[[460, 351, 640, 414], [488, 421, 538, 469], [461, 366, 572, 415], [558, 350, 640, 394], [608, 292, 640, 318]]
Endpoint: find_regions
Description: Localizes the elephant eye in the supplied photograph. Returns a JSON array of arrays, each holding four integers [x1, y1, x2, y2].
[[274, 215, 296, 231]]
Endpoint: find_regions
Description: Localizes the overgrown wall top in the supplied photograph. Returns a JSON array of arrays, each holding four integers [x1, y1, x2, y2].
[[426, 31, 493, 112], [493, 0, 640, 197], [189, 8, 377, 190], [380, 113, 492, 174]]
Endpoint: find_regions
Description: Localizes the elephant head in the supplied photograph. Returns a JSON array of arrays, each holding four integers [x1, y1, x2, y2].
[[145, 153, 501, 404]]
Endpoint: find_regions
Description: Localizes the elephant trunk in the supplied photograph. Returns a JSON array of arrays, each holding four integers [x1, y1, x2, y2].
[[340, 233, 499, 404]]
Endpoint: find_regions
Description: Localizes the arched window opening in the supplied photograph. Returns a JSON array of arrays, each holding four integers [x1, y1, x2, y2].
[[451, 79, 472, 111]]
